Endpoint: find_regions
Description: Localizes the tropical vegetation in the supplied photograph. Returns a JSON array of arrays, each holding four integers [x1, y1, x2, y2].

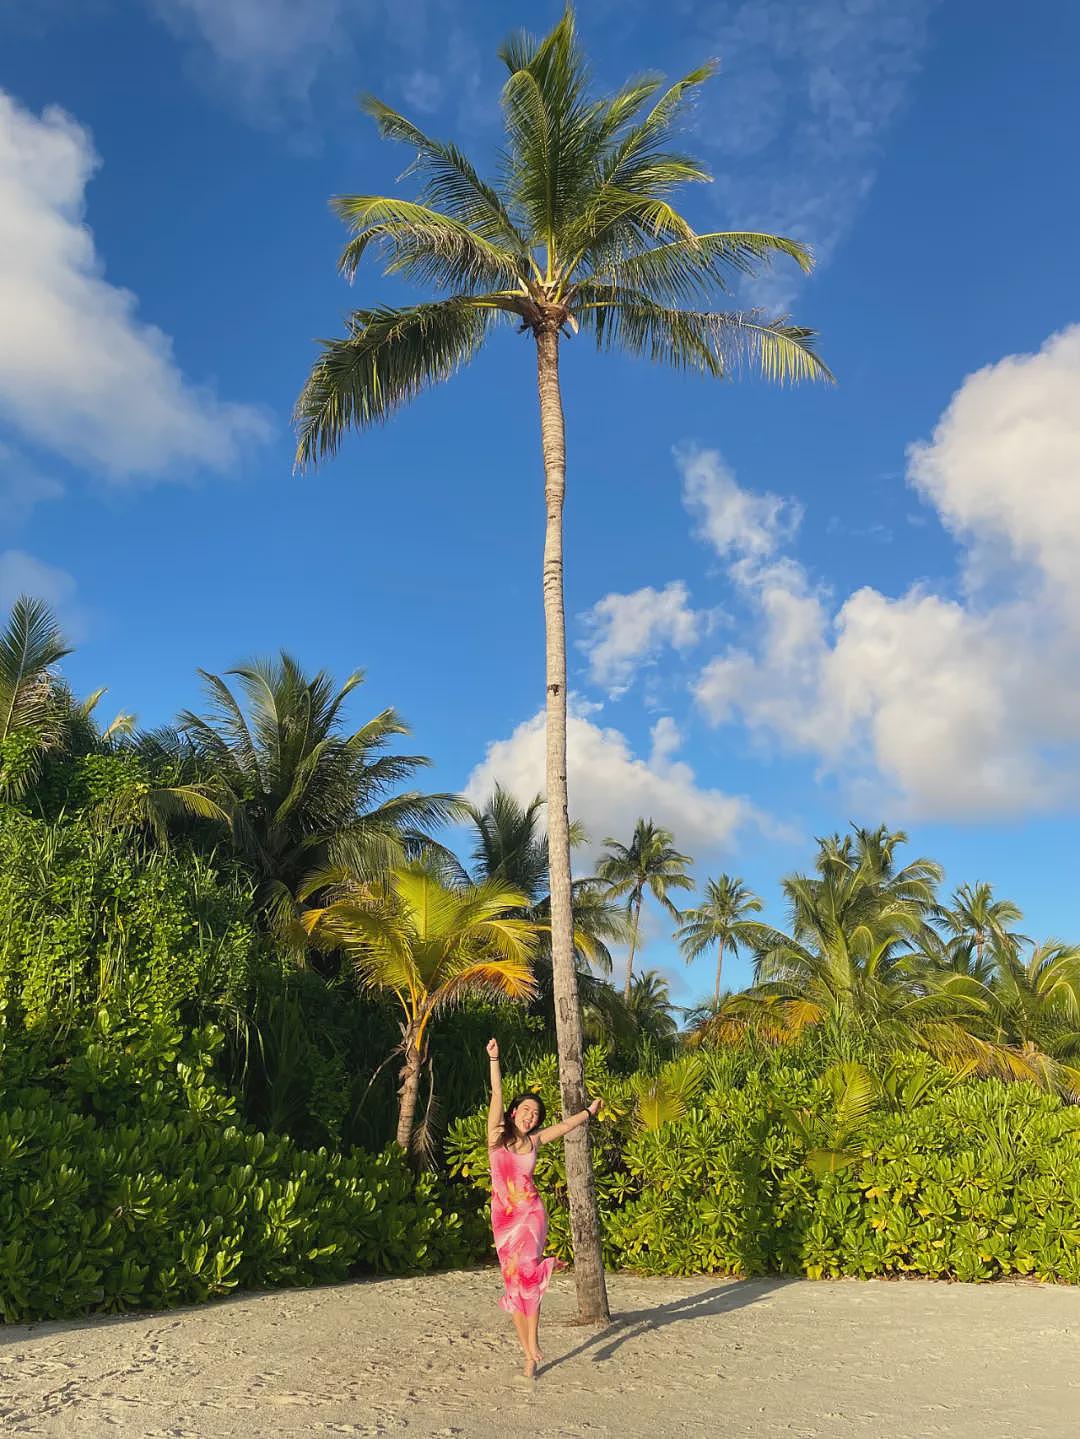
[[4, 591, 1080, 1325]]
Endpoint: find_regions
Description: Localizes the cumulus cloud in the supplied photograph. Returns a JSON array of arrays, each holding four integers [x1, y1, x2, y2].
[[908, 325, 1080, 610], [0, 92, 270, 481], [463, 706, 755, 866], [699, 0, 939, 309], [579, 581, 705, 696], [680, 445, 801, 559], [688, 327, 1080, 818]]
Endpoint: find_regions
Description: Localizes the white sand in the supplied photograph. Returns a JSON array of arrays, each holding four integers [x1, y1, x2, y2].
[[1, 1268, 1077, 1438]]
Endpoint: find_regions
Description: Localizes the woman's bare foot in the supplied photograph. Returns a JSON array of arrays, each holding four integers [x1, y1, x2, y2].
[[530, 1345, 545, 1364], [523, 1357, 537, 1379]]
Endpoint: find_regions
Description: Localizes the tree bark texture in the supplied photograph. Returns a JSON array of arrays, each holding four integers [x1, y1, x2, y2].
[[535, 324, 610, 1325], [396, 1032, 424, 1153], [623, 893, 642, 1002]]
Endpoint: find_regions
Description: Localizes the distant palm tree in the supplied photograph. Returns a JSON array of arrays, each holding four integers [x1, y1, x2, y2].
[[293, 6, 828, 1322], [941, 882, 1026, 971], [180, 656, 460, 941], [799, 825, 943, 944], [626, 969, 679, 1046], [456, 785, 633, 1044], [597, 819, 694, 999], [460, 784, 626, 967], [302, 862, 538, 1152], [677, 874, 765, 1005]]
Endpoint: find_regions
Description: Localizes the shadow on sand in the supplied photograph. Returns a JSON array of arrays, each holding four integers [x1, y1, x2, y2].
[[541, 1277, 788, 1374]]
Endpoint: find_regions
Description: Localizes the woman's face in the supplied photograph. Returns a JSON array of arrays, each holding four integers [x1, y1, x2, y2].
[[512, 1099, 541, 1135]]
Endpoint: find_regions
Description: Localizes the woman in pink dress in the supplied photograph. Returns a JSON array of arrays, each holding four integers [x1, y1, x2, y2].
[[485, 1037, 602, 1377]]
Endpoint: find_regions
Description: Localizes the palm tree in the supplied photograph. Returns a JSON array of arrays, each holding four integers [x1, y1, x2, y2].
[[626, 969, 679, 1047], [302, 862, 538, 1152], [677, 874, 765, 1005], [597, 819, 694, 999], [457, 785, 633, 1046], [0, 596, 155, 813], [461, 784, 626, 968], [925, 939, 1080, 1099], [941, 882, 1026, 971], [738, 831, 952, 1047], [180, 655, 460, 942], [0, 597, 73, 800], [293, 9, 829, 1321]]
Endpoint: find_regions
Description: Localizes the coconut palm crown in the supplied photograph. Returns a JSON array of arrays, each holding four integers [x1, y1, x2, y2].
[[293, 8, 829, 466]]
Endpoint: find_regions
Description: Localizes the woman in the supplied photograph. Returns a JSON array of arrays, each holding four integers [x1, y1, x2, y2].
[[486, 1037, 602, 1377]]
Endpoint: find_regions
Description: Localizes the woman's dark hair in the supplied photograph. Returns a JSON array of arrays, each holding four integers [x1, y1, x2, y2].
[[497, 1092, 547, 1147]]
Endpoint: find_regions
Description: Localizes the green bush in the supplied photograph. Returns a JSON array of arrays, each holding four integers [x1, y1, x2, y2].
[[0, 1009, 487, 1323], [0, 809, 255, 1030], [446, 1047, 1080, 1283]]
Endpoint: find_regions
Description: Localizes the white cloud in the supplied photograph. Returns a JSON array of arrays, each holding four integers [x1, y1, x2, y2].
[[149, 0, 487, 130], [0, 91, 270, 480], [579, 581, 704, 696], [907, 325, 1080, 611], [151, 0, 349, 113], [680, 445, 801, 559], [0, 550, 81, 633], [699, 0, 939, 308], [686, 327, 1080, 818], [401, 69, 444, 115], [464, 707, 755, 865]]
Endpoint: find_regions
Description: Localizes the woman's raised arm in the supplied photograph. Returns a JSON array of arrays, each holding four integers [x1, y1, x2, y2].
[[537, 1097, 602, 1146], [486, 1038, 504, 1149]]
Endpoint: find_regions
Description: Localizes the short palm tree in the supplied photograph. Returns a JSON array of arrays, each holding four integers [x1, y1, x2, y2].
[[180, 655, 460, 940], [597, 819, 694, 999], [677, 874, 765, 1005], [928, 939, 1080, 1099], [302, 862, 538, 1152], [293, 7, 828, 1321]]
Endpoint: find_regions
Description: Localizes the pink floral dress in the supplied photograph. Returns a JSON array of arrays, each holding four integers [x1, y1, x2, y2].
[[489, 1139, 558, 1315]]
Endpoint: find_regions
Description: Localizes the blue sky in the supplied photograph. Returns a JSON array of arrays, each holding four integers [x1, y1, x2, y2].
[[2, 0, 1078, 1004]]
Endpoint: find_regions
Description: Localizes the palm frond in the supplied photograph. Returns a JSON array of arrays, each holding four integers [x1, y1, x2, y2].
[[0, 595, 71, 746], [333, 195, 527, 292], [361, 96, 533, 258], [294, 298, 509, 467], [578, 291, 833, 382], [600, 231, 813, 305]]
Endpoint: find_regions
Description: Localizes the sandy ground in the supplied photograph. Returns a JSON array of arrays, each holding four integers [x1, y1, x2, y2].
[[1, 1268, 1077, 1439]]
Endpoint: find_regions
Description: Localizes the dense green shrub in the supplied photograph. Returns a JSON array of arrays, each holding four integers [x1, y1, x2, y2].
[[0, 809, 255, 1030], [447, 1047, 1080, 1283], [0, 1009, 488, 1322]]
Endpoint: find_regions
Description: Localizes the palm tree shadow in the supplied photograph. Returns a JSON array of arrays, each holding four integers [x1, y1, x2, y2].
[[543, 1277, 783, 1374]]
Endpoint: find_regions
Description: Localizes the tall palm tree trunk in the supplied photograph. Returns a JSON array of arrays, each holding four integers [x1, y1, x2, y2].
[[396, 1031, 423, 1152], [714, 938, 725, 1007], [623, 894, 642, 1001], [535, 322, 610, 1326]]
